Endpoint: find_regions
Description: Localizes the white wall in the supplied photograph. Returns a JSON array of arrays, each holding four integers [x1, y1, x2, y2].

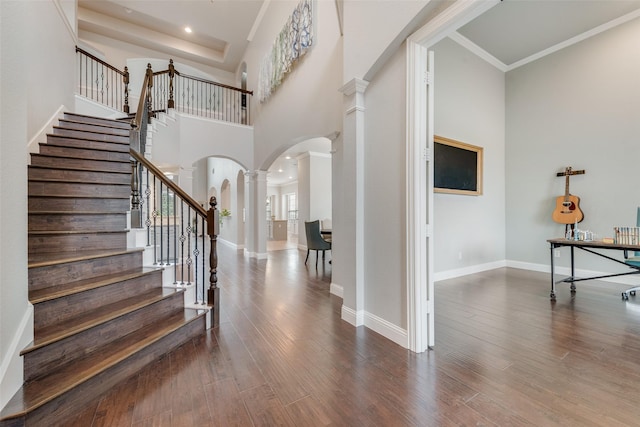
[[342, 0, 429, 82], [149, 111, 253, 174], [505, 17, 640, 273], [432, 37, 506, 276], [309, 153, 332, 222], [205, 157, 245, 247], [243, 0, 343, 170], [1, 0, 76, 410]]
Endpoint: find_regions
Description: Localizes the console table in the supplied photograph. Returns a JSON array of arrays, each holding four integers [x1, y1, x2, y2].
[[547, 238, 640, 301]]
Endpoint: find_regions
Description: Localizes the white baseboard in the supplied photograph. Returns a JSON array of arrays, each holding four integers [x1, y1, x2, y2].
[[219, 238, 242, 251], [330, 282, 343, 298], [340, 305, 408, 348], [244, 249, 268, 260], [341, 305, 364, 327], [506, 259, 640, 286], [0, 304, 33, 410], [434, 260, 507, 282], [363, 311, 408, 348], [28, 105, 66, 155]]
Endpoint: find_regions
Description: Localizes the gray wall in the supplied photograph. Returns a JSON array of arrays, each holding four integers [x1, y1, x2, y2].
[[432, 38, 506, 276], [505, 17, 640, 273]]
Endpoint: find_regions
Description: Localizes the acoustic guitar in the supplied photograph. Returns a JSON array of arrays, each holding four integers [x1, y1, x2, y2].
[[552, 166, 584, 224]]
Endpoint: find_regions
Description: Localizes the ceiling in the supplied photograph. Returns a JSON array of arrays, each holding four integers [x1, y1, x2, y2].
[[455, 0, 640, 71], [78, 0, 266, 73], [77, 0, 640, 185]]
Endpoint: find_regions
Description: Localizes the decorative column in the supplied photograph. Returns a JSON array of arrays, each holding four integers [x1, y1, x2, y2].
[[337, 78, 368, 327], [243, 170, 268, 259]]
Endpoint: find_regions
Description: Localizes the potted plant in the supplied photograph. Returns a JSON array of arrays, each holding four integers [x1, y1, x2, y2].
[[219, 208, 231, 227]]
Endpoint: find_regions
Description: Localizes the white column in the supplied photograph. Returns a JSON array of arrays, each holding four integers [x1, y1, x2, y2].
[[336, 78, 368, 326], [178, 166, 195, 197], [244, 170, 268, 259]]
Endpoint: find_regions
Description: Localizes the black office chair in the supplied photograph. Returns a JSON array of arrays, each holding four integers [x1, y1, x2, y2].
[[304, 220, 331, 268], [622, 207, 640, 300]]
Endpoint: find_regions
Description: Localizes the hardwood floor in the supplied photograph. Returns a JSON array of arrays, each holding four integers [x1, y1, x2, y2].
[[50, 247, 640, 426]]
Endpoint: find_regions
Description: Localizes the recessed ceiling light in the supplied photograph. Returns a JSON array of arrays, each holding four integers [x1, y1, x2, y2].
[[289, 176, 293, 179], [285, 156, 291, 160], [278, 168, 283, 173], [185, 26, 192, 33]]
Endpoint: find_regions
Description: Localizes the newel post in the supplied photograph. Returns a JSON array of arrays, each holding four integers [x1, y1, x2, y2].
[[146, 63, 153, 123], [130, 160, 142, 228], [207, 196, 220, 328], [168, 59, 175, 109], [123, 66, 130, 114]]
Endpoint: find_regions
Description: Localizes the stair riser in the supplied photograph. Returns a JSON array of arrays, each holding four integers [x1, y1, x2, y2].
[[58, 120, 131, 137], [28, 167, 130, 185], [44, 135, 129, 153], [28, 232, 127, 254], [29, 251, 142, 292], [26, 292, 184, 381], [33, 270, 164, 331], [29, 197, 130, 213], [16, 315, 205, 426], [30, 155, 130, 173], [29, 213, 126, 232], [39, 144, 130, 162], [28, 181, 130, 198], [53, 127, 129, 144], [63, 113, 131, 130]]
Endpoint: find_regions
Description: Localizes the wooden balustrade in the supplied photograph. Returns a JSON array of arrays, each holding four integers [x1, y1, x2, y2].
[[74, 48, 229, 327], [76, 46, 129, 113]]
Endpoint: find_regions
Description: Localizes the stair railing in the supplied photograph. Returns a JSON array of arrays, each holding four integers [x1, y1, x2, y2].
[[130, 150, 220, 327], [76, 46, 130, 113], [152, 59, 253, 125]]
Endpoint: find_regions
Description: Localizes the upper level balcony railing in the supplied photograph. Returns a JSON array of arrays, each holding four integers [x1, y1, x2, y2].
[[75, 48, 252, 126]]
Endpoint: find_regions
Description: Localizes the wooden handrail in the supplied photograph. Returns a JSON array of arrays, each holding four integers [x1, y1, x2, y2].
[[130, 149, 207, 218], [173, 70, 254, 95], [76, 46, 126, 76], [133, 64, 152, 131]]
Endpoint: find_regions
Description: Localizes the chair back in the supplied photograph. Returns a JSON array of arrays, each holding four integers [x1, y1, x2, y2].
[[636, 207, 640, 256], [305, 220, 331, 250]]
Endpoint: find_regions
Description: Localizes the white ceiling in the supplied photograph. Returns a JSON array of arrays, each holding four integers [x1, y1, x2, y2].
[[78, 0, 266, 72], [455, 0, 640, 71], [77, 0, 640, 185]]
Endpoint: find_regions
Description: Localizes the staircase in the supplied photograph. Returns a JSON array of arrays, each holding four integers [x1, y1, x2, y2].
[[0, 113, 207, 426]]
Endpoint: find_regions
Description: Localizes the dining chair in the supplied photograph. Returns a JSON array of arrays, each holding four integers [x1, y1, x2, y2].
[[304, 220, 331, 268]]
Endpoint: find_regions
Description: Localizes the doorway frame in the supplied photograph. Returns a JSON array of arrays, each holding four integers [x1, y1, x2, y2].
[[405, 0, 499, 352]]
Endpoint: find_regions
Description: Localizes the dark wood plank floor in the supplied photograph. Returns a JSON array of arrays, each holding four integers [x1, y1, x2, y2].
[[52, 247, 640, 426]]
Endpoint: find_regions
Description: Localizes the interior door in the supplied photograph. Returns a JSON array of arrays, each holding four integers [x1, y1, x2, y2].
[[406, 42, 434, 352]]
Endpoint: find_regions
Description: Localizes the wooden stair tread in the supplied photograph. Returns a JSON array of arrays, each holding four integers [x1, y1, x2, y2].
[[28, 211, 126, 216], [28, 248, 143, 269], [29, 267, 162, 304], [43, 136, 130, 150], [63, 112, 132, 129], [58, 119, 131, 133], [28, 287, 181, 353], [27, 193, 129, 200], [28, 164, 129, 174], [29, 229, 128, 236], [53, 126, 129, 139], [3, 309, 204, 419], [31, 152, 130, 163]]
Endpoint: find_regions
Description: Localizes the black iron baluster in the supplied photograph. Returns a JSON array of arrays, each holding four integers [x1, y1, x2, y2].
[[186, 207, 192, 285], [152, 175, 158, 264]]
